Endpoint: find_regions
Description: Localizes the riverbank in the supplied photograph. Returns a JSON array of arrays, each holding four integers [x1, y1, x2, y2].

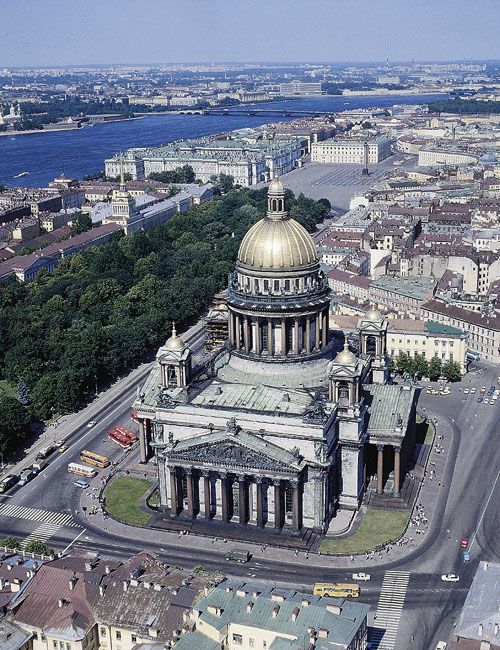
[[0, 115, 143, 138]]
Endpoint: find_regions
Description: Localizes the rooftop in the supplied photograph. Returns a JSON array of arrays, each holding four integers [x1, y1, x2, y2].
[[371, 275, 436, 300]]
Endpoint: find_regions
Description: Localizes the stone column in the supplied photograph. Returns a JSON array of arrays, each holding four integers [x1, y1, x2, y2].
[[291, 478, 302, 532], [267, 320, 273, 355], [293, 319, 299, 354], [169, 467, 178, 515], [281, 319, 287, 355], [228, 311, 234, 346], [376, 445, 384, 495], [256, 477, 264, 528], [235, 314, 241, 349], [306, 316, 311, 353], [186, 468, 195, 518], [202, 471, 211, 519], [254, 319, 261, 355], [139, 420, 147, 463], [393, 446, 401, 497], [238, 476, 248, 525], [221, 473, 229, 522], [315, 312, 321, 349], [322, 309, 329, 348], [243, 317, 250, 353], [273, 479, 283, 529]]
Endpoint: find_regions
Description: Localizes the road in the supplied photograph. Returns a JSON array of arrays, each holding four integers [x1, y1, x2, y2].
[[1, 331, 499, 650]]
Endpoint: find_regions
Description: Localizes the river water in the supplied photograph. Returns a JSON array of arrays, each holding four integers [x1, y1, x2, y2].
[[0, 94, 445, 188]]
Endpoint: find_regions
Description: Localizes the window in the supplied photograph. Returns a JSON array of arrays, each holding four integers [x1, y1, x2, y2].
[[132, 636, 137, 644], [66, 644, 71, 650], [263, 642, 267, 649], [101, 628, 107, 637], [249, 640, 255, 648], [232, 634, 243, 645], [41, 636, 46, 643], [116, 631, 121, 640]]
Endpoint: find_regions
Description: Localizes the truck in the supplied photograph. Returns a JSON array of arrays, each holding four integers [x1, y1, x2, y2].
[[224, 549, 250, 563], [35, 445, 54, 460], [18, 467, 35, 486], [313, 583, 360, 598], [31, 459, 47, 474], [0, 475, 18, 493]]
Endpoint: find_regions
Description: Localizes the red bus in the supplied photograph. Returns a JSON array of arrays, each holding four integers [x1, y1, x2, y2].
[[114, 425, 138, 442], [130, 411, 139, 423], [108, 430, 132, 449]]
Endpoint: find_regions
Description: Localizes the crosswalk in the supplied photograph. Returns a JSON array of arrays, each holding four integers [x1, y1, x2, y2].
[[0, 503, 80, 528], [370, 570, 410, 650], [21, 523, 62, 549]]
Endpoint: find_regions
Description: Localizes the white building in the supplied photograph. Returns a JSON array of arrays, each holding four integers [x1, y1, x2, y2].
[[311, 138, 392, 164]]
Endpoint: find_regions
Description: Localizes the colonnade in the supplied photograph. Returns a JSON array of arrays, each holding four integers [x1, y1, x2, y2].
[[166, 467, 303, 532], [375, 443, 402, 497], [227, 308, 329, 357]]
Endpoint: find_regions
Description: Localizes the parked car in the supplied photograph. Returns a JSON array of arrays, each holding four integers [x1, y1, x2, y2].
[[441, 574, 459, 582], [74, 479, 89, 489], [477, 397, 483, 403], [352, 573, 370, 581], [461, 537, 469, 548]]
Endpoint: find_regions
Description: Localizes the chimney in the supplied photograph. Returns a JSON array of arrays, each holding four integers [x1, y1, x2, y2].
[[246, 602, 254, 613], [58, 598, 64, 608], [319, 629, 329, 639], [494, 624, 499, 636], [327, 603, 341, 615], [292, 607, 299, 622], [236, 588, 247, 598], [0, 578, 5, 589], [99, 584, 106, 597], [123, 580, 129, 592], [272, 605, 280, 618], [153, 583, 162, 591], [105, 565, 111, 574], [271, 593, 285, 602], [6, 564, 12, 571], [484, 562, 489, 571], [301, 599, 309, 607], [149, 628, 158, 638], [252, 589, 260, 598], [478, 624, 483, 637], [69, 577, 77, 590]]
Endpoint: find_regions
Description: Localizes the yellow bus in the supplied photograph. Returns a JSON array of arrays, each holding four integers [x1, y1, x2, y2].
[[313, 583, 360, 598], [80, 450, 110, 468]]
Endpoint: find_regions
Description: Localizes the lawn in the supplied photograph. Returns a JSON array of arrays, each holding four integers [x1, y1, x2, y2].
[[319, 509, 410, 555], [103, 476, 153, 526], [416, 415, 434, 445], [0, 380, 19, 400]]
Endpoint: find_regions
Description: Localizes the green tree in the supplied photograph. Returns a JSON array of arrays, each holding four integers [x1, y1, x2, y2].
[[218, 173, 234, 193], [413, 355, 429, 379], [441, 359, 461, 382], [0, 536, 21, 550], [70, 213, 93, 236], [24, 539, 54, 556], [395, 351, 412, 375], [428, 356, 442, 381], [0, 396, 31, 452]]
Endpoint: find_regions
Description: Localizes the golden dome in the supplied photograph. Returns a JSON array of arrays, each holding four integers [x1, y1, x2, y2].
[[365, 308, 382, 321], [238, 216, 318, 269], [334, 340, 356, 365], [165, 324, 185, 350], [268, 176, 285, 194]]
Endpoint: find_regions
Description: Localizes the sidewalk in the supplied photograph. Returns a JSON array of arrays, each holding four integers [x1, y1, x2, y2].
[[77, 406, 453, 570]]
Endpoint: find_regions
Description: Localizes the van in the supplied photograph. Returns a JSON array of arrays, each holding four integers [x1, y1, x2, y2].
[[74, 479, 89, 489], [435, 642, 447, 650]]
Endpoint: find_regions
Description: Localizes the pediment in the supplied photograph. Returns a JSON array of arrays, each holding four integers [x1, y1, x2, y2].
[[329, 365, 358, 378], [168, 437, 294, 472], [359, 321, 384, 332]]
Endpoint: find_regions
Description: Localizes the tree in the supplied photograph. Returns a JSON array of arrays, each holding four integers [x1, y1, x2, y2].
[[442, 359, 461, 382], [25, 539, 54, 556], [17, 377, 31, 405], [218, 173, 234, 193], [0, 396, 31, 452], [428, 356, 442, 381], [395, 351, 412, 375], [70, 213, 93, 236], [362, 121, 373, 129], [413, 355, 429, 379], [0, 536, 21, 550]]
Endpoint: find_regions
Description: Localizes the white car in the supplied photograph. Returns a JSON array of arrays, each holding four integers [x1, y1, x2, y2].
[[87, 421, 97, 428], [352, 573, 371, 581], [441, 574, 459, 582], [471, 387, 476, 394], [463, 388, 469, 394]]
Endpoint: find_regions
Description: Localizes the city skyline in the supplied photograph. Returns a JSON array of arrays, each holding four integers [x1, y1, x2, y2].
[[3, 0, 500, 67]]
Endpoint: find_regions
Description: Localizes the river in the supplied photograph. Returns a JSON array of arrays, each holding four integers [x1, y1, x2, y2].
[[0, 94, 445, 188]]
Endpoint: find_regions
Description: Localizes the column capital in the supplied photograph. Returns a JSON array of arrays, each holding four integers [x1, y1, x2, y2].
[[184, 466, 193, 475], [201, 470, 210, 478], [219, 470, 228, 479], [290, 477, 300, 488], [392, 445, 402, 453], [237, 475, 247, 483], [376, 444, 384, 452], [272, 478, 282, 487], [254, 476, 264, 484]]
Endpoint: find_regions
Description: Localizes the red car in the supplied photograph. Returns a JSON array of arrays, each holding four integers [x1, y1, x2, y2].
[[461, 537, 469, 548]]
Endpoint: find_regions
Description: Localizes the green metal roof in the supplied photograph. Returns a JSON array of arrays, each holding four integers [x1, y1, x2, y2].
[[424, 320, 463, 336]]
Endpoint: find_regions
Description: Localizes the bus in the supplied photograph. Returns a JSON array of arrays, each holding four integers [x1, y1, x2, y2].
[[313, 583, 360, 598], [130, 411, 139, 423], [68, 463, 97, 478], [114, 425, 138, 442], [108, 430, 132, 449], [80, 450, 110, 468]]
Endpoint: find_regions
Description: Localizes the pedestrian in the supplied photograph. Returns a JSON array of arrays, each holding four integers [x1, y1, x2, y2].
[[350, 554, 354, 561]]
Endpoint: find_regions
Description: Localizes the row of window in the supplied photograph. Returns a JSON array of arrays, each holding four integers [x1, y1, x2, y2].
[[100, 627, 137, 643], [391, 349, 454, 360], [233, 633, 266, 647], [389, 338, 454, 347]]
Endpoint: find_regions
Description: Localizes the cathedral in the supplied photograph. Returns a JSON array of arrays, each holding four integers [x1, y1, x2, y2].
[[134, 178, 417, 535]]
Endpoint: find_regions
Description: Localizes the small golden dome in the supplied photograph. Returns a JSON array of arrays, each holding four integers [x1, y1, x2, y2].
[[238, 216, 318, 269], [334, 340, 356, 365], [268, 176, 285, 194], [165, 323, 185, 350], [365, 308, 382, 321]]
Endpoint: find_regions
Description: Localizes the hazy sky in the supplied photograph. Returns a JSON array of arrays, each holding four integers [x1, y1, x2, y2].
[[2, 0, 499, 67]]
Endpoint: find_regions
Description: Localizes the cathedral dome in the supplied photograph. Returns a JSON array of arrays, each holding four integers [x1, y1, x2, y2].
[[165, 324, 185, 350], [334, 341, 356, 365], [238, 217, 318, 270], [365, 308, 383, 321]]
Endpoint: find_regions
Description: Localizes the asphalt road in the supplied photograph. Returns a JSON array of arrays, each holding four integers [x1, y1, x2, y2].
[[1, 335, 499, 650]]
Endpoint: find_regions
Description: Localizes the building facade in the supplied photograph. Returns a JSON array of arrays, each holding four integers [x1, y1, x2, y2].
[[311, 138, 392, 164], [134, 179, 418, 536]]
